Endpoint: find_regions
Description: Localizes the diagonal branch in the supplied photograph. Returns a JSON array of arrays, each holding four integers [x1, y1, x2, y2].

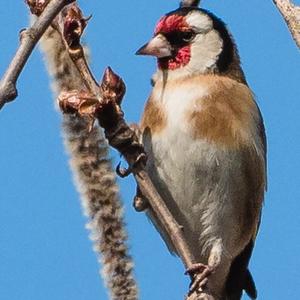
[[57, 4, 211, 299], [273, 0, 300, 48], [58, 3, 197, 269], [0, 0, 75, 109]]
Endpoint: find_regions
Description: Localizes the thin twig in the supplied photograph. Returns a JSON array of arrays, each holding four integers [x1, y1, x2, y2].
[[273, 0, 300, 48], [0, 0, 75, 109]]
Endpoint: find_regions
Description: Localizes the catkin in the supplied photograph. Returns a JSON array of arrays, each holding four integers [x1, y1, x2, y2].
[[39, 25, 138, 300]]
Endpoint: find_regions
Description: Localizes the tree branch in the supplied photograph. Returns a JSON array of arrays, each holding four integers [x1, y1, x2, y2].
[[57, 4, 212, 299], [273, 0, 300, 48], [0, 0, 75, 109]]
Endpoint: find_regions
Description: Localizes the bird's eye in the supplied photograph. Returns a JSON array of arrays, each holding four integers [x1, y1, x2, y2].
[[181, 31, 195, 42], [164, 30, 195, 46]]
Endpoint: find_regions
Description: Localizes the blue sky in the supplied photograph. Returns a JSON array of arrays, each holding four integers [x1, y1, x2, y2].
[[0, 1, 300, 299]]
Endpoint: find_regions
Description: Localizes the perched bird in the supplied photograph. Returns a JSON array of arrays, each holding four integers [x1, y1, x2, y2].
[[136, 2, 266, 300]]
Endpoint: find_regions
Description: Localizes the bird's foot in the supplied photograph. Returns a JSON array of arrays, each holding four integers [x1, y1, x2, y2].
[[133, 187, 149, 212], [116, 152, 147, 178], [185, 263, 214, 295]]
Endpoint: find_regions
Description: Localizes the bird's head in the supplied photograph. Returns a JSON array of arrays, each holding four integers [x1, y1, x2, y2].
[[136, 5, 245, 83]]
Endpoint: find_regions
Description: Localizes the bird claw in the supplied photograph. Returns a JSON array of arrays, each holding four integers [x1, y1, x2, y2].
[[116, 153, 147, 178], [185, 263, 214, 295], [116, 161, 132, 178]]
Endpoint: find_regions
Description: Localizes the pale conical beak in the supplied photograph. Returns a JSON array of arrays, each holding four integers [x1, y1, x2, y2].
[[136, 34, 172, 58]]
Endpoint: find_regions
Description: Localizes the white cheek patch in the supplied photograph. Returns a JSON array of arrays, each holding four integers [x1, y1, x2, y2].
[[189, 30, 223, 72], [185, 11, 223, 72], [185, 11, 213, 33]]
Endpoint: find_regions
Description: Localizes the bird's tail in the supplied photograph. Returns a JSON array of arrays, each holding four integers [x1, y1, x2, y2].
[[225, 269, 257, 300], [225, 240, 257, 299], [244, 269, 257, 299]]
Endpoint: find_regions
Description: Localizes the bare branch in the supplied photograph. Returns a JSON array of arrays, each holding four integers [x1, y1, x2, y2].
[[0, 0, 75, 109], [273, 0, 300, 48]]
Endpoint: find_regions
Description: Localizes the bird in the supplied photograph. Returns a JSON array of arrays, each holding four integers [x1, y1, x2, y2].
[[135, 1, 266, 299]]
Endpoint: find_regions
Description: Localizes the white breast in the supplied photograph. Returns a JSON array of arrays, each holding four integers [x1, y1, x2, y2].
[[151, 79, 208, 130]]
